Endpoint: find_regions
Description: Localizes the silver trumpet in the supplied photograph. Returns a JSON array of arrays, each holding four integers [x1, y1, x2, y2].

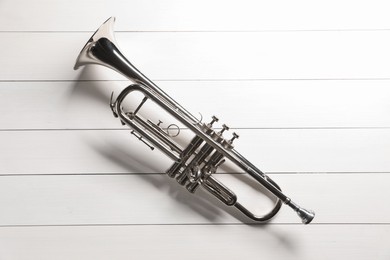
[[74, 17, 315, 224]]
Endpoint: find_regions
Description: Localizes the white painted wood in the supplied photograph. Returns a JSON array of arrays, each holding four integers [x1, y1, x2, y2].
[[0, 129, 389, 174], [2, 31, 390, 81], [1, 80, 390, 129], [1, 0, 390, 31], [0, 174, 388, 225], [0, 225, 389, 260], [1, 0, 389, 258]]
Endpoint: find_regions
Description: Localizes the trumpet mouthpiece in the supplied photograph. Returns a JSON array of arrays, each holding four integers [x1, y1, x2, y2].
[[297, 208, 315, 224], [285, 199, 315, 224]]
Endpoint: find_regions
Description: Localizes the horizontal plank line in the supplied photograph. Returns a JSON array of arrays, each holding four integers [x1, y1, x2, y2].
[[2, 28, 390, 33], [0, 223, 389, 228], [0, 172, 388, 177], [3, 78, 390, 83], [1, 127, 390, 132]]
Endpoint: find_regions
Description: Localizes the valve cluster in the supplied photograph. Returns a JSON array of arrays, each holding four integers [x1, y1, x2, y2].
[[201, 115, 239, 150]]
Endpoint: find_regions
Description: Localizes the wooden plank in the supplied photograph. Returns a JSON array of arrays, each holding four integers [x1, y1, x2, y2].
[[0, 129, 389, 174], [1, 0, 390, 31], [0, 173, 388, 225], [1, 31, 390, 81], [0, 225, 389, 260], [1, 80, 390, 129], [1, 1, 388, 259]]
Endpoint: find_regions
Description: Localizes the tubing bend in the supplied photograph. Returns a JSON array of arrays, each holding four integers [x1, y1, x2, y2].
[[234, 200, 283, 222], [241, 166, 315, 224], [232, 172, 283, 222]]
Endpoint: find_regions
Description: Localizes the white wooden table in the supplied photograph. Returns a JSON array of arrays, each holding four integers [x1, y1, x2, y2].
[[0, 1, 389, 259]]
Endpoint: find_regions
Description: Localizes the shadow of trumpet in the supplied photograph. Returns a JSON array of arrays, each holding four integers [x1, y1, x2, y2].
[[70, 66, 298, 251]]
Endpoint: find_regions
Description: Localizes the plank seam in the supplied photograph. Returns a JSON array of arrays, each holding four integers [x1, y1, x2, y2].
[[0, 223, 389, 228], [0, 172, 388, 176], [2, 28, 390, 33], [1, 127, 389, 132], [3, 78, 390, 82]]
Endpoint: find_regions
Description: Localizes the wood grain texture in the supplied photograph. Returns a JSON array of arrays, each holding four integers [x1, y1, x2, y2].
[[1, 80, 390, 129], [0, 225, 389, 260], [0, 174, 388, 225], [1, 129, 389, 174], [1, 31, 390, 81], [1, 0, 390, 31]]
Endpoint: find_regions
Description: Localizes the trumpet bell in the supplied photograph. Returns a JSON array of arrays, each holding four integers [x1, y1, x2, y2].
[[74, 17, 117, 70]]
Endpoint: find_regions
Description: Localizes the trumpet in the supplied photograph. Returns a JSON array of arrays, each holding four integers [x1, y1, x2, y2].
[[74, 17, 315, 224]]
